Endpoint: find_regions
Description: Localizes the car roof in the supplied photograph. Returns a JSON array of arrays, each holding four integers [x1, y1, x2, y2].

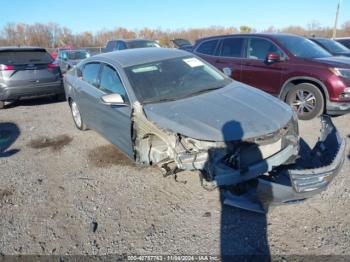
[[63, 49, 87, 52], [0, 46, 46, 52], [195, 33, 304, 43], [310, 37, 332, 41], [109, 39, 156, 43], [94, 47, 191, 67]]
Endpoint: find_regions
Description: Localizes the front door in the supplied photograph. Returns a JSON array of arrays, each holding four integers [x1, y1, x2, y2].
[[93, 64, 133, 158], [240, 37, 285, 95]]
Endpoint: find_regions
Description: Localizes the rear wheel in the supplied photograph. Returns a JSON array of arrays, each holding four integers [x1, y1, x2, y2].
[[70, 100, 87, 130], [0, 101, 4, 109], [286, 83, 324, 120]]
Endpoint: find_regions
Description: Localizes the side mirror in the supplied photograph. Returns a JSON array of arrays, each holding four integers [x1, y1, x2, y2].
[[222, 67, 232, 77], [266, 53, 281, 63], [100, 93, 125, 106]]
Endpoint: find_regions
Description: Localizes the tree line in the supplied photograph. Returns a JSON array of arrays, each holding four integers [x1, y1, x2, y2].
[[0, 21, 350, 48]]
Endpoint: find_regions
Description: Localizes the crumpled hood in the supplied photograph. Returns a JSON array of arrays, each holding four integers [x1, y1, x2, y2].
[[143, 82, 293, 142]]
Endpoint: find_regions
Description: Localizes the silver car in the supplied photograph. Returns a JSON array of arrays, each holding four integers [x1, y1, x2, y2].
[[0, 47, 63, 109], [64, 48, 345, 213]]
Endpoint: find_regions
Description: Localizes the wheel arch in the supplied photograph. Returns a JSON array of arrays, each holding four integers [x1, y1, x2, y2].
[[279, 77, 329, 102]]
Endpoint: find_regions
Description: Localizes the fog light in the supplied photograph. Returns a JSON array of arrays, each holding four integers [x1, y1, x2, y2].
[[339, 88, 350, 99]]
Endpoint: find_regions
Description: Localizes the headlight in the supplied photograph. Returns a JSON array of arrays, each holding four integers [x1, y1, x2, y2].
[[329, 68, 350, 78]]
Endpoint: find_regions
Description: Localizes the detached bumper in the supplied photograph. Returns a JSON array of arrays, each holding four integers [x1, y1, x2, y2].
[[221, 115, 346, 213]]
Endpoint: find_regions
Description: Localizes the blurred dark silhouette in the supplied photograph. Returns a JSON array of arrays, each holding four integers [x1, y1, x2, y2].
[[204, 120, 271, 261], [0, 122, 20, 157]]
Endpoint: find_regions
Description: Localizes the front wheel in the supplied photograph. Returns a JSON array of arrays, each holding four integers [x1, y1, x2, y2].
[[286, 83, 324, 120], [70, 100, 87, 130]]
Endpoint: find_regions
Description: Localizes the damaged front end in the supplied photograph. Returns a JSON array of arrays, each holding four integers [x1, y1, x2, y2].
[[132, 102, 346, 213]]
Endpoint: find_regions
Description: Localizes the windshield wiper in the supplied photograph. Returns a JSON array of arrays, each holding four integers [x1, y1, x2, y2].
[[184, 85, 226, 97], [143, 97, 179, 104]]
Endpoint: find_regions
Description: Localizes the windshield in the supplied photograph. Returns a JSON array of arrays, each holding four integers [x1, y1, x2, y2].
[[274, 35, 331, 58], [315, 38, 349, 53], [66, 51, 89, 60], [125, 56, 232, 103], [127, 41, 160, 49]]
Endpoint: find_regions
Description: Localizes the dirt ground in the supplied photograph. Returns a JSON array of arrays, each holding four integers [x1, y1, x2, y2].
[[0, 97, 349, 258]]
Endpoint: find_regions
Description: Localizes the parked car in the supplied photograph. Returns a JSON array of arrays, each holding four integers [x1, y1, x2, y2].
[[171, 38, 194, 51], [0, 46, 63, 109], [50, 45, 75, 60], [310, 37, 350, 57], [187, 33, 350, 120], [56, 49, 90, 73], [63, 48, 345, 213], [335, 37, 350, 49], [103, 39, 160, 53]]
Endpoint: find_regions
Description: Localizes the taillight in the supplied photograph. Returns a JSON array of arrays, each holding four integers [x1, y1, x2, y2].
[[48, 63, 59, 69], [0, 64, 14, 71]]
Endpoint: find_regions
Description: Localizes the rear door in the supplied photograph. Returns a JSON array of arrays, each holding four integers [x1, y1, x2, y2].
[[240, 37, 285, 95], [214, 37, 245, 81], [194, 37, 244, 81], [0, 49, 60, 87], [74, 62, 102, 131]]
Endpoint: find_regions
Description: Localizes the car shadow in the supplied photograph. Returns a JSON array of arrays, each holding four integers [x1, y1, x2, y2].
[[4, 95, 66, 109], [0, 122, 20, 157], [202, 120, 271, 260]]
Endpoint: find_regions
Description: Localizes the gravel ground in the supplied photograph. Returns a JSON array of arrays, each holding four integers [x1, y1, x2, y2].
[[0, 97, 349, 258]]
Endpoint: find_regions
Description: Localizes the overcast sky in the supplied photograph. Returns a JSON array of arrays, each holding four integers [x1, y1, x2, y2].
[[0, 0, 348, 33]]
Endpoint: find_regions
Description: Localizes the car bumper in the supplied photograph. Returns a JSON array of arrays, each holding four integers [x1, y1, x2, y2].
[[0, 80, 64, 101], [326, 100, 350, 115], [221, 115, 346, 213]]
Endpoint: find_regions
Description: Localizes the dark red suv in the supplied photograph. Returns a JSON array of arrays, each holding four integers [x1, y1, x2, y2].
[[190, 34, 350, 120]]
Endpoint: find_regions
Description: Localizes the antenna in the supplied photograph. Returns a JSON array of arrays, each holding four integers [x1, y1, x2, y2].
[[332, 0, 343, 38]]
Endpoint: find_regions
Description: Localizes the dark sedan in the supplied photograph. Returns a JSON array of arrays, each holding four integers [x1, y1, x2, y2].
[[103, 39, 160, 53], [63, 48, 345, 213], [0, 46, 63, 109], [310, 37, 350, 57]]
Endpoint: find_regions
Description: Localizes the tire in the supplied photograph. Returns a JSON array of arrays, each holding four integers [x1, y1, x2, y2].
[[286, 83, 324, 120], [0, 101, 4, 109], [69, 100, 87, 130]]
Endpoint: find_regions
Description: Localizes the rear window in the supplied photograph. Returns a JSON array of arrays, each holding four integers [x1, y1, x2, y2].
[[196, 40, 219, 55], [336, 39, 350, 49], [0, 50, 53, 65], [127, 41, 160, 49]]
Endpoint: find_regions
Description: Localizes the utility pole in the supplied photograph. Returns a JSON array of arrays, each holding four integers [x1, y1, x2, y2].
[[332, 0, 342, 38]]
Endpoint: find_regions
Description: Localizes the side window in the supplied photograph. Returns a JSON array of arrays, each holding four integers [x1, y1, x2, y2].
[[100, 64, 128, 101], [196, 40, 219, 55], [220, 38, 244, 57], [106, 41, 116, 51], [82, 63, 100, 87], [248, 38, 283, 60], [116, 41, 127, 50]]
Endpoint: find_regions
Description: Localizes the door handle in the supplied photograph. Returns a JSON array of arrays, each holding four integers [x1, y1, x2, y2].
[[215, 59, 227, 64]]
